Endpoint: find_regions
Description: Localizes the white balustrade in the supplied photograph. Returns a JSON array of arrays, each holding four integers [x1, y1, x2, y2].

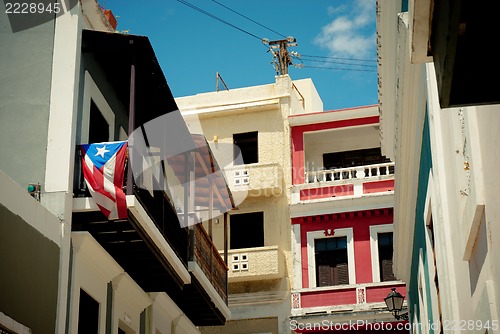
[[304, 162, 395, 184]]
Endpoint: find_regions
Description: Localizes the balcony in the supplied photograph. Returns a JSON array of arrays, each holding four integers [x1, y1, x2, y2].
[[291, 162, 395, 204], [77, 31, 233, 326], [72, 136, 233, 325], [291, 281, 406, 316], [189, 223, 228, 302], [222, 246, 285, 283], [224, 162, 283, 197]]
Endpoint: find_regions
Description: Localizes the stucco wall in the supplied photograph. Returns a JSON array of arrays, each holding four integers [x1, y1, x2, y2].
[[292, 78, 323, 113], [0, 10, 55, 189], [178, 77, 295, 334]]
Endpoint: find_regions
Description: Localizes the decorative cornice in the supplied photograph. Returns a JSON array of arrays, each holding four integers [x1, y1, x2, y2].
[[292, 208, 393, 225]]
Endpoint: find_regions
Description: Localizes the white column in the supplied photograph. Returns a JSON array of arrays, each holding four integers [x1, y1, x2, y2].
[[43, 5, 83, 333], [291, 224, 302, 290]]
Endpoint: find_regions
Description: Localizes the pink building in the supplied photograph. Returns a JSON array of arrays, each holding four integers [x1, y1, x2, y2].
[[288, 105, 408, 333]]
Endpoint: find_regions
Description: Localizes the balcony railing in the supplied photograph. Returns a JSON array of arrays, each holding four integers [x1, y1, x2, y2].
[[222, 245, 284, 282], [224, 162, 283, 197], [73, 148, 189, 266], [304, 162, 395, 184], [192, 223, 228, 302], [291, 281, 405, 315]]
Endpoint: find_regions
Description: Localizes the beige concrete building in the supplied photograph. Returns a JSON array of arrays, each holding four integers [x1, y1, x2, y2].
[[177, 75, 322, 334]]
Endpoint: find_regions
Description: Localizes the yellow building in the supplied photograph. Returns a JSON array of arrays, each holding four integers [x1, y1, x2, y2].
[[177, 75, 322, 334]]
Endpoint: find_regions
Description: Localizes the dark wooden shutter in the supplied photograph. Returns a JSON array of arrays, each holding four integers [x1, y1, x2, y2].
[[318, 265, 334, 287], [334, 263, 349, 285], [382, 259, 396, 281]]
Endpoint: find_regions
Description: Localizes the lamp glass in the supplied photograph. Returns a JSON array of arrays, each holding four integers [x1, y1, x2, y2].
[[384, 288, 404, 312]]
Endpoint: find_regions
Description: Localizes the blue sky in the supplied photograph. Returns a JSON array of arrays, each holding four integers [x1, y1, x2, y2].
[[102, 0, 378, 111]]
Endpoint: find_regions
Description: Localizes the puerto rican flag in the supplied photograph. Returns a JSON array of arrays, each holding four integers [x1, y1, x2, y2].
[[80, 141, 128, 220]]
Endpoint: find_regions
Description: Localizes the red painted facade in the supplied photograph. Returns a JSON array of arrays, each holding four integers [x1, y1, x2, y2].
[[291, 116, 380, 185], [293, 208, 393, 289], [299, 185, 354, 200], [289, 107, 405, 332]]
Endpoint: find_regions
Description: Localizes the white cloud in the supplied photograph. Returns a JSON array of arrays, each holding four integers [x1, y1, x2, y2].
[[314, 0, 376, 58]]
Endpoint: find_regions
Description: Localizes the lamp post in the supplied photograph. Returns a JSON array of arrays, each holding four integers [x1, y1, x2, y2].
[[384, 288, 409, 321]]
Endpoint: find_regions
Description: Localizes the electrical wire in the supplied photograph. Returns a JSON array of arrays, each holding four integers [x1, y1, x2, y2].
[[301, 54, 376, 63], [209, 0, 288, 39], [175, 0, 377, 74], [175, 0, 262, 41], [300, 58, 377, 69], [300, 65, 376, 73]]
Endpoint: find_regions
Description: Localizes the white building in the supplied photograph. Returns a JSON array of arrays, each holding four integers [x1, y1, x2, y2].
[[0, 1, 233, 333], [377, 0, 500, 332]]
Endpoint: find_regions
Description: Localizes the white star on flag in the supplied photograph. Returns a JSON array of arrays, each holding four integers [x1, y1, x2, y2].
[[95, 145, 110, 158]]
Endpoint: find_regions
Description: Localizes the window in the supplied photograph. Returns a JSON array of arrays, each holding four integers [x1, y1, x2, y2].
[[307, 228, 355, 288], [315, 237, 349, 286], [89, 100, 109, 143], [77, 289, 99, 334], [230, 212, 264, 249], [233, 131, 258, 165], [369, 224, 395, 282], [82, 71, 115, 144], [323, 148, 390, 169], [377, 232, 395, 281]]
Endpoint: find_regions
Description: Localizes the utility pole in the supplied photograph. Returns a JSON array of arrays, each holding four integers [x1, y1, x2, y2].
[[264, 36, 297, 75]]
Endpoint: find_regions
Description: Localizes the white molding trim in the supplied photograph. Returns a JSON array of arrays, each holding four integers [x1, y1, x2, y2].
[[306, 228, 355, 288], [290, 192, 394, 218], [369, 224, 394, 282], [82, 70, 115, 143], [292, 224, 303, 290], [288, 105, 379, 126]]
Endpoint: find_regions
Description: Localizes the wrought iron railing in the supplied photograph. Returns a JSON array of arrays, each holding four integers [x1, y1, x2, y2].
[[73, 147, 189, 266], [192, 223, 228, 303]]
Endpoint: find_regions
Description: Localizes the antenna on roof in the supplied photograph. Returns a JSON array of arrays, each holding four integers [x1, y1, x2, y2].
[[216, 72, 229, 92]]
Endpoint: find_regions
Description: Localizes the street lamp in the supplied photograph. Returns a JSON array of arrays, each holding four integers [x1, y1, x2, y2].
[[384, 288, 409, 321]]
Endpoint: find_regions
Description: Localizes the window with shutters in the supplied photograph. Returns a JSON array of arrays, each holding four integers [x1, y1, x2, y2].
[[369, 224, 396, 282], [315, 237, 349, 286], [306, 228, 355, 288], [323, 148, 391, 170]]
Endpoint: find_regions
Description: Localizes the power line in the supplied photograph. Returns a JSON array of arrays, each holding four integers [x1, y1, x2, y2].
[[209, 0, 287, 39], [300, 58, 377, 69], [299, 65, 377, 73], [301, 54, 377, 63], [175, 0, 262, 41]]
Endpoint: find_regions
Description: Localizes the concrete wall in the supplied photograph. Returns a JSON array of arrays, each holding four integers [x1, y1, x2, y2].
[[0, 173, 61, 334], [292, 78, 323, 113], [0, 9, 55, 189]]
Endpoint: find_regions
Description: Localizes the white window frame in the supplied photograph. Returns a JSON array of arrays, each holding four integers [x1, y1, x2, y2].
[[306, 228, 355, 288], [369, 224, 394, 282], [82, 70, 115, 143]]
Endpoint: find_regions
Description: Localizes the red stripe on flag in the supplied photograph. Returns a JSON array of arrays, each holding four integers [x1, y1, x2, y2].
[[114, 143, 128, 219]]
